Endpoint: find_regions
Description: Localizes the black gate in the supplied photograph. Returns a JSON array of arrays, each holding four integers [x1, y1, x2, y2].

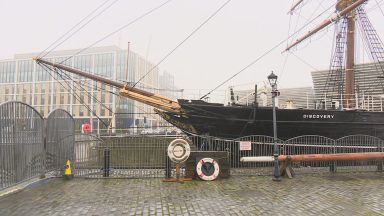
[[45, 109, 75, 176], [0, 101, 44, 189]]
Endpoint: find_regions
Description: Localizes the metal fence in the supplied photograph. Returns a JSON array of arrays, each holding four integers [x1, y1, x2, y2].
[[0, 101, 45, 189], [0, 102, 76, 190], [187, 134, 384, 175], [68, 135, 188, 178], [69, 134, 383, 178], [70, 134, 104, 177], [1, 101, 383, 187], [46, 109, 75, 175]]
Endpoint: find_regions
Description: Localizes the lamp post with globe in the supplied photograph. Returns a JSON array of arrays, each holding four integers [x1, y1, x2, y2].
[[268, 71, 281, 181]]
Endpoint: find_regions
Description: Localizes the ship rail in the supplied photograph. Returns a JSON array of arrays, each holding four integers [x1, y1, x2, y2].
[[314, 93, 384, 111], [234, 90, 384, 111]]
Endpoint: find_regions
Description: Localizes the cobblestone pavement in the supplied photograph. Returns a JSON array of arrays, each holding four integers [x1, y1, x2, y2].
[[0, 173, 383, 216]]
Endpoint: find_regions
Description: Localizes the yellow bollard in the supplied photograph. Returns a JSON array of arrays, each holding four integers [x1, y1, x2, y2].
[[63, 160, 74, 179]]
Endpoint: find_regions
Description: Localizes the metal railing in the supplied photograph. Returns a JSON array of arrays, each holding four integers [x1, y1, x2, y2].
[[235, 90, 384, 111], [316, 93, 384, 111], [185, 134, 383, 176], [0, 101, 45, 189], [69, 135, 187, 178], [69, 134, 383, 178], [46, 109, 75, 175], [1, 101, 383, 189]]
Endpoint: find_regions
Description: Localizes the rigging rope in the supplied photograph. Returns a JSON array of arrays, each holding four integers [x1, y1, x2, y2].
[[200, 2, 338, 100], [199, 39, 287, 100], [59, 0, 173, 64], [375, 0, 384, 16], [322, 21, 340, 96], [130, 0, 232, 89], [39, 62, 166, 132], [38, 0, 118, 58], [38, 62, 111, 127], [279, 1, 295, 82], [56, 69, 117, 116], [367, 0, 384, 16]]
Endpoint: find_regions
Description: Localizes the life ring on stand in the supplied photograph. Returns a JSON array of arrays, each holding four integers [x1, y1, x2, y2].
[[167, 139, 190, 163], [196, 157, 220, 181]]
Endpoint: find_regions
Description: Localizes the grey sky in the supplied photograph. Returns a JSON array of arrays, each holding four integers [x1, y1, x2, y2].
[[1, 0, 383, 99]]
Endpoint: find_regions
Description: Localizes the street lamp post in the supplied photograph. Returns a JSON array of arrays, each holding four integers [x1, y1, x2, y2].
[[268, 71, 281, 181]]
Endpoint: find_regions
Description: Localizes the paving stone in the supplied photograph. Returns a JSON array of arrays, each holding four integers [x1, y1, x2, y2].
[[0, 173, 383, 215]]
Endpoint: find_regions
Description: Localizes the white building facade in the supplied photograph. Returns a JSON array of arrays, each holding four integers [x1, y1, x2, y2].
[[0, 46, 177, 134]]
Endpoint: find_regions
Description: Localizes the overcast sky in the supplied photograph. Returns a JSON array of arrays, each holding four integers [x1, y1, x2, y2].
[[1, 0, 383, 99]]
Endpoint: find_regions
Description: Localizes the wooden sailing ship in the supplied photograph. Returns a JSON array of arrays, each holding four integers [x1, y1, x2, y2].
[[35, 0, 384, 140]]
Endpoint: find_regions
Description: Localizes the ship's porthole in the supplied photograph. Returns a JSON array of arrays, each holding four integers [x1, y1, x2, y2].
[[196, 157, 220, 181]]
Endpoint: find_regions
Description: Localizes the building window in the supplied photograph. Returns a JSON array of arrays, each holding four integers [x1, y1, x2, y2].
[[80, 93, 84, 104], [60, 94, 64, 104], [79, 106, 84, 116], [101, 92, 106, 103], [41, 95, 45, 106], [18, 60, 33, 82], [101, 106, 105, 116]]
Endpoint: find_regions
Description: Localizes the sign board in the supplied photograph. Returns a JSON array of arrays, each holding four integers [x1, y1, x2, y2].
[[239, 141, 252, 151]]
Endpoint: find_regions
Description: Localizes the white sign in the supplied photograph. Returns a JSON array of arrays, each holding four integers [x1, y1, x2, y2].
[[240, 141, 252, 151]]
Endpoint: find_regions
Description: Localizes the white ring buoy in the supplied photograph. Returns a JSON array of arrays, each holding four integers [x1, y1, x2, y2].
[[196, 157, 220, 181], [167, 139, 190, 163]]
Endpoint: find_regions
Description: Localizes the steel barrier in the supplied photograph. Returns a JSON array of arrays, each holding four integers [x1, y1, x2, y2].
[[1, 101, 383, 187], [71, 134, 104, 177], [77, 134, 382, 178], [185, 134, 383, 176], [0, 101, 44, 189], [46, 109, 75, 176]]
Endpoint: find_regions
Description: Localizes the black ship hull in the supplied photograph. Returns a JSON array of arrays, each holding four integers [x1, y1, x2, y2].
[[156, 100, 384, 140]]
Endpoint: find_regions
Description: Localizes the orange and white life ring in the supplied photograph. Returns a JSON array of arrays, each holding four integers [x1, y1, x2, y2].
[[196, 157, 220, 181]]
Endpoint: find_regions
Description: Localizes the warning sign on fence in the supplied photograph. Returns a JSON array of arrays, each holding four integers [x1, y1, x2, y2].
[[239, 141, 252, 151]]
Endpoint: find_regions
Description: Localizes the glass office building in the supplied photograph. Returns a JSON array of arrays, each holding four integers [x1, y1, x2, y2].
[[0, 46, 178, 134]]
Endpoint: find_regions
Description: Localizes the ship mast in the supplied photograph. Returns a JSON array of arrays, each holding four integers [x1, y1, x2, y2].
[[285, 0, 367, 108], [339, 0, 356, 108]]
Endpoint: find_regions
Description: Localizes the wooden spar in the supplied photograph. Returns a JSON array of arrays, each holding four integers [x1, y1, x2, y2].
[[34, 57, 182, 113], [34, 58, 125, 88], [119, 89, 181, 113], [241, 152, 384, 162], [284, 0, 367, 52], [280, 152, 384, 162], [288, 0, 304, 14]]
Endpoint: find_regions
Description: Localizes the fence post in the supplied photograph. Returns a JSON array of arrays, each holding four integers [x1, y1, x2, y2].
[[103, 148, 110, 177], [330, 139, 337, 172], [165, 152, 171, 178], [378, 145, 383, 171], [40, 136, 47, 179], [329, 162, 337, 172]]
